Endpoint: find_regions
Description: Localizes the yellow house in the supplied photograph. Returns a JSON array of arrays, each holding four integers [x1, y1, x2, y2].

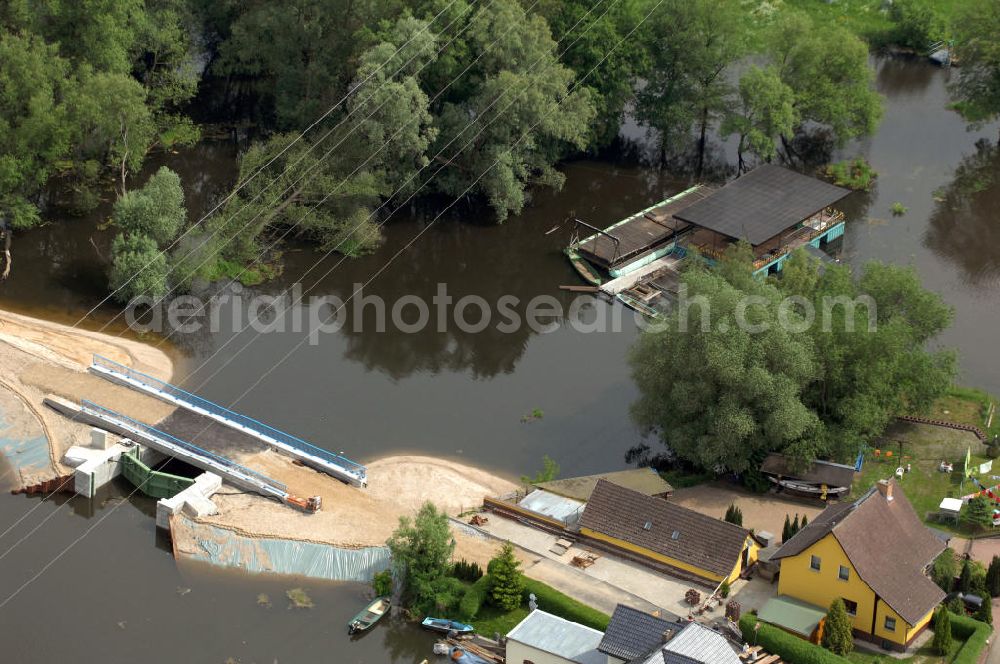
[[578, 479, 760, 585], [766, 479, 945, 651]]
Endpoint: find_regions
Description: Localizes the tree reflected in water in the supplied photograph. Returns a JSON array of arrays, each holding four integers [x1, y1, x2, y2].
[[925, 138, 1000, 286]]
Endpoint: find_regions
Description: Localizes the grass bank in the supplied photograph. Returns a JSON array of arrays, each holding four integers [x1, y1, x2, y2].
[[458, 575, 611, 637], [779, 0, 973, 47]]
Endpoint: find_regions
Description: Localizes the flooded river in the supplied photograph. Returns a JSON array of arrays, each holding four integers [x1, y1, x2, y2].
[[0, 56, 997, 662]]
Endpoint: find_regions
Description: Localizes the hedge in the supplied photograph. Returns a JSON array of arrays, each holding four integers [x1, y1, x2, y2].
[[458, 575, 491, 620], [522, 579, 611, 632], [739, 615, 851, 664], [948, 612, 991, 664]]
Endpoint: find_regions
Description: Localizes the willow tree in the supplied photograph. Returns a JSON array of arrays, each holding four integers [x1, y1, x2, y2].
[[629, 246, 822, 473], [429, 0, 596, 219], [768, 12, 882, 155], [636, 0, 747, 170]]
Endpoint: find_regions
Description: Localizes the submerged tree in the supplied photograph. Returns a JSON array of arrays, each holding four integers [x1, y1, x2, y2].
[[629, 245, 822, 473], [767, 12, 882, 157], [108, 167, 186, 302], [430, 0, 596, 219], [777, 251, 955, 460], [197, 15, 439, 277], [536, 0, 646, 148], [721, 66, 798, 173], [636, 0, 747, 170]]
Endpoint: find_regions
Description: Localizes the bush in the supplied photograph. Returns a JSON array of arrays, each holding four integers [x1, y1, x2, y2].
[[932, 548, 957, 592], [986, 556, 1000, 596], [458, 575, 491, 620], [932, 607, 953, 655], [821, 599, 854, 655], [719, 581, 730, 598], [889, 0, 944, 51], [453, 559, 483, 583], [724, 504, 743, 526], [739, 614, 851, 664], [825, 158, 877, 191], [372, 570, 393, 597]]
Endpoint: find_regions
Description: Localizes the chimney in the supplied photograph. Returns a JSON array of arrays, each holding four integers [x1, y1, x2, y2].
[[756, 530, 774, 547], [661, 629, 675, 644], [877, 479, 893, 501]]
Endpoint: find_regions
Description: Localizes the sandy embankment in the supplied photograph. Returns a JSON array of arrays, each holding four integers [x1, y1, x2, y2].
[[0, 308, 175, 485], [182, 451, 519, 566]]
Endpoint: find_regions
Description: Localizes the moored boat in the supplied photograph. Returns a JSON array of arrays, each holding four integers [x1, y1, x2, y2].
[[421, 617, 474, 634], [347, 596, 391, 634]]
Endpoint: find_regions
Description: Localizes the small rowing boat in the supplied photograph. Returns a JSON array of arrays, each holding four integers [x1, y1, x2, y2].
[[347, 596, 391, 634], [421, 617, 474, 635]]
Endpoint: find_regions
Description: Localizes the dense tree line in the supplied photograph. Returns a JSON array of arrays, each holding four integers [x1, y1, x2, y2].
[[3, 0, 998, 299]]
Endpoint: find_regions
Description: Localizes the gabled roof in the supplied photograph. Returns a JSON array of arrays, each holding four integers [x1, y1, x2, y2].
[[537, 468, 673, 502], [506, 610, 605, 664], [760, 453, 856, 488], [598, 604, 684, 661], [579, 480, 752, 578], [772, 480, 946, 624], [671, 164, 851, 245], [659, 622, 741, 664]]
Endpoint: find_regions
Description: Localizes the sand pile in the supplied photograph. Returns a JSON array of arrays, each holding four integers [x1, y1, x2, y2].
[[192, 449, 517, 558]]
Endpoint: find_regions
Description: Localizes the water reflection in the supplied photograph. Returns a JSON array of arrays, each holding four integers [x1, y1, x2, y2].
[[925, 138, 1000, 286]]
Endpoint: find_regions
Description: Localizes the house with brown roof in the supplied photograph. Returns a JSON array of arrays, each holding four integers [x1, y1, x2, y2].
[[765, 479, 945, 651], [578, 479, 760, 585]]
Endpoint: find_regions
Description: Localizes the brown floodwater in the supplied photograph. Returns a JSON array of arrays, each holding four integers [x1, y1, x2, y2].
[[0, 55, 997, 662]]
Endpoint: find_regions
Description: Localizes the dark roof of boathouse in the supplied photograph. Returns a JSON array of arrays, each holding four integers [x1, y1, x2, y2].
[[672, 165, 851, 246]]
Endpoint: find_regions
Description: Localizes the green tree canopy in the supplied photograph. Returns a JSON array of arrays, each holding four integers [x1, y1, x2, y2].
[[631, 246, 955, 474], [629, 247, 821, 473], [213, 0, 403, 129], [768, 11, 882, 150], [932, 548, 957, 592], [430, 0, 595, 219], [108, 166, 186, 302], [951, 1, 1000, 125], [113, 167, 186, 245], [487, 541, 524, 611], [537, 0, 646, 147], [931, 607, 953, 655], [108, 233, 169, 302], [776, 251, 955, 460], [386, 501, 456, 610], [0, 32, 74, 228], [636, 0, 747, 167], [721, 65, 798, 173], [821, 598, 853, 655]]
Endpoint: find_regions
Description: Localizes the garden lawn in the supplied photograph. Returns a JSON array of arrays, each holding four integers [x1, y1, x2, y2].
[[466, 578, 611, 637], [854, 449, 990, 537], [928, 387, 1000, 440]]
